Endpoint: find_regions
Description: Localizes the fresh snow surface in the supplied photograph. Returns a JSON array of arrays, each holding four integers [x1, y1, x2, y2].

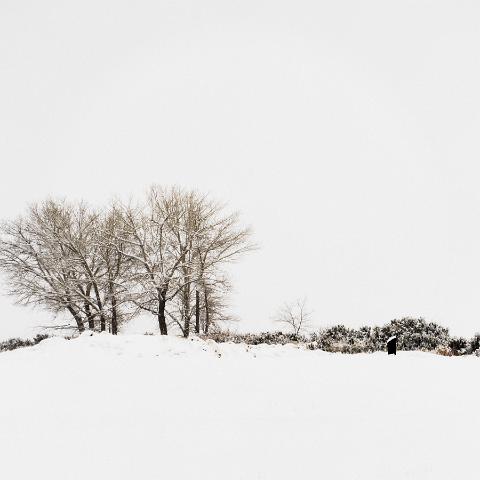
[[0, 333, 478, 480]]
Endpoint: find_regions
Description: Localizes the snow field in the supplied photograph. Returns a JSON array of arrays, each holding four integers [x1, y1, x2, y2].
[[0, 333, 478, 479]]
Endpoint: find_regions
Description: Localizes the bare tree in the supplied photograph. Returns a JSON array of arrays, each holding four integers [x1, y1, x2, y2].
[[191, 201, 255, 334], [275, 298, 312, 336], [116, 186, 255, 336], [113, 187, 197, 335], [97, 204, 136, 334], [198, 276, 236, 333], [47, 201, 108, 331], [0, 200, 132, 334], [0, 187, 255, 337], [0, 200, 98, 332], [170, 191, 255, 336]]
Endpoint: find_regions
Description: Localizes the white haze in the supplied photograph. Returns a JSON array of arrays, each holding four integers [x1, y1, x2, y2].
[[1, 1, 480, 337]]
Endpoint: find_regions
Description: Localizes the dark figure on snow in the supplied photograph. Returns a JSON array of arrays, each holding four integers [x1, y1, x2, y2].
[[387, 336, 397, 355]]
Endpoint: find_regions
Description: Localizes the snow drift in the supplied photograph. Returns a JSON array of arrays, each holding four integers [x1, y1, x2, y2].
[[0, 333, 478, 479]]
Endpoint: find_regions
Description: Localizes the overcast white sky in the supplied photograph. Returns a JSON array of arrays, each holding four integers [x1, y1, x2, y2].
[[1, 1, 480, 338]]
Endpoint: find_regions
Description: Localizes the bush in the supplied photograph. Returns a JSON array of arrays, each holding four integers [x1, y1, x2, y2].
[[448, 337, 469, 356], [203, 331, 307, 345], [308, 325, 377, 353], [304, 318, 472, 355], [468, 334, 480, 354], [384, 318, 450, 351], [205, 319, 479, 355], [0, 334, 50, 353], [435, 345, 454, 357]]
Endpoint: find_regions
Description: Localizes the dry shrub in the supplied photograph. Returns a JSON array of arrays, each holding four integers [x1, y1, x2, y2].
[[435, 345, 454, 357], [0, 334, 50, 353]]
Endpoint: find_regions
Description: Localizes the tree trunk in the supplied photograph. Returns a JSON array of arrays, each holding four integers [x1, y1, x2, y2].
[[111, 294, 118, 335], [85, 284, 95, 330], [86, 312, 95, 330], [91, 281, 106, 332], [183, 301, 190, 338], [67, 306, 85, 332], [85, 303, 95, 330], [183, 317, 190, 338], [204, 289, 210, 334], [157, 294, 168, 335], [182, 287, 190, 338], [195, 290, 200, 334]]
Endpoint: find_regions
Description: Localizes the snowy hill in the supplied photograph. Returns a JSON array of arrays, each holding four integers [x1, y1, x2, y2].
[[0, 333, 478, 480]]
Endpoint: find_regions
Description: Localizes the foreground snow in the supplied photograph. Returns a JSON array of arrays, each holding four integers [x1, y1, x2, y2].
[[0, 334, 478, 480]]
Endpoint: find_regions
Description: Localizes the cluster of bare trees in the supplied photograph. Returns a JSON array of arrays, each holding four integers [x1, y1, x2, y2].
[[0, 186, 254, 336]]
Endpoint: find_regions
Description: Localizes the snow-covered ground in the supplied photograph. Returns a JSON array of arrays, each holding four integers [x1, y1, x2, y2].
[[0, 333, 478, 479]]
